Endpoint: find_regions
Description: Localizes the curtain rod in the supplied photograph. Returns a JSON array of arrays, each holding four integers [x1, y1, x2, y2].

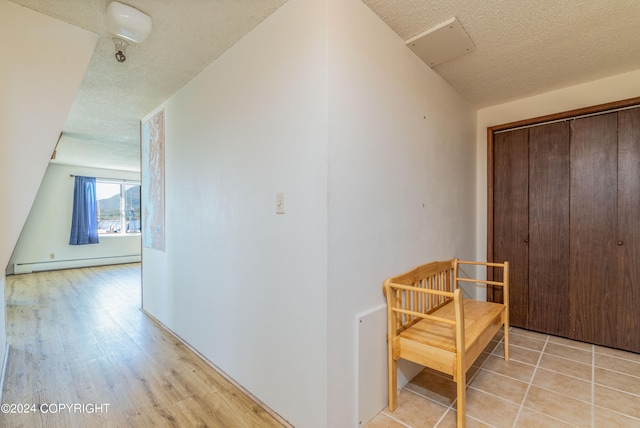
[[69, 174, 140, 184]]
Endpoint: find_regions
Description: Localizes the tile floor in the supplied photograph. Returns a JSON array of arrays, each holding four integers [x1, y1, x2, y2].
[[366, 327, 640, 427]]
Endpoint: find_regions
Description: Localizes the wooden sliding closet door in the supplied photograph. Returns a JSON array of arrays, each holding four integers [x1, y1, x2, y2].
[[616, 108, 640, 352], [491, 100, 640, 351], [492, 129, 529, 327], [569, 113, 618, 347], [528, 122, 570, 336]]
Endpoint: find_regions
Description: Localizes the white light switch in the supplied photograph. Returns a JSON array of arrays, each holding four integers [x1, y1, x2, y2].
[[276, 191, 285, 214]]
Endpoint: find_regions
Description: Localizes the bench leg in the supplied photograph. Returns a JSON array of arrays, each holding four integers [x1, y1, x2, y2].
[[388, 356, 398, 411], [503, 322, 509, 361], [456, 371, 466, 428]]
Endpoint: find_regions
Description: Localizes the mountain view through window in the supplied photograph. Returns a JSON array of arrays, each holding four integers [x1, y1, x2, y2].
[[97, 182, 141, 234]]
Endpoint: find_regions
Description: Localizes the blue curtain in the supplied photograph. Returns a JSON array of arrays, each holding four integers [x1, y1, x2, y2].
[[69, 176, 99, 245]]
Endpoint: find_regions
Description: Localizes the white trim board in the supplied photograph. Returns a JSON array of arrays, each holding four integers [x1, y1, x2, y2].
[[355, 304, 388, 427], [13, 255, 141, 274]]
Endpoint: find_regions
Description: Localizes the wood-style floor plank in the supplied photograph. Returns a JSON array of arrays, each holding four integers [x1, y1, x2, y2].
[[2, 264, 287, 428]]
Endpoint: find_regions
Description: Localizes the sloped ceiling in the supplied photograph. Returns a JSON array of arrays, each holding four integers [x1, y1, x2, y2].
[[11, 0, 640, 172], [10, 0, 288, 171], [1, 1, 97, 271]]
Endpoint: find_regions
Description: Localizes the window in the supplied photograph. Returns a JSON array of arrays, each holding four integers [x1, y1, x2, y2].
[[96, 180, 141, 235]]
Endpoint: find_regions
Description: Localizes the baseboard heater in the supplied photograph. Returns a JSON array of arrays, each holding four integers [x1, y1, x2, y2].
[[13, 255, 141, 274]]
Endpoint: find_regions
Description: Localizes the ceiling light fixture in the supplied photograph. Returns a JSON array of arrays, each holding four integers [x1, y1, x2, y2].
[[105, 2, 152, 63]]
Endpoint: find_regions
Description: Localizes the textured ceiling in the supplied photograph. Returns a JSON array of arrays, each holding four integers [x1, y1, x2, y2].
[[12, 0, 640, 172], [363, 0, 640, 107], [11, 0, 288, 171]]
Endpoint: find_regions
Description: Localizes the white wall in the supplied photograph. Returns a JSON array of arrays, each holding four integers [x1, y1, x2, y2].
[[326, 0, 477, 425], [142, 0, 329, 426], [0, 0, 97, 273], [0, 273, 5, 390], [475, 69, 640, 299], [0, 0, 96, 384], [143, 0, 478, 426], [8, 163, 141, 274]]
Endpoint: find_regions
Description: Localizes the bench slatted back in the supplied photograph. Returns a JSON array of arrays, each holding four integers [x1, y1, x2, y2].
[[384, 259, 456, 335]]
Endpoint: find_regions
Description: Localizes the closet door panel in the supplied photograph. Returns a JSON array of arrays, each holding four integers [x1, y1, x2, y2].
[[492, 129, 529, 327], [528, 122, 570, 336], [569, 113, 618, 346], [616, 108, 640, 352]]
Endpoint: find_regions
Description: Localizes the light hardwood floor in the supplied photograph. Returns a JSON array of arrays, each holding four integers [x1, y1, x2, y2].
[[1, 264, 287, 427]]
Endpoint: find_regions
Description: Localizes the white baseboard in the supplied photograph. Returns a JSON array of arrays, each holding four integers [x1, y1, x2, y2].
[[13, 255, 141, 274]]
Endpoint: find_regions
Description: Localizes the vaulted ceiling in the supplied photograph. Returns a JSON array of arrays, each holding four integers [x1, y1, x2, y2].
[[11, 0, 640, 171]]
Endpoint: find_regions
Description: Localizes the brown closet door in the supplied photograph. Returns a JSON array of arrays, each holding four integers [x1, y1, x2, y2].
[[569, 113, 618, 347], [528, 122, 570, 336], [492, 128, 529, 327], [616, 108, 640, 352]]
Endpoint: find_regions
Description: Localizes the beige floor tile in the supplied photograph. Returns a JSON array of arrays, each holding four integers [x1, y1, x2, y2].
[[466, 364, 481, 380], [594, 406, 640, 428], [515, 407, 574, 427], [434, 410, 455, 428], [595, 353, 640, 377], [406, 370, 456, 406], [509, 333, 547, 352], [594, 345, 640, 363], [492, 344, 541, 366], [523, 385, 592, 427], [544, 342, 593, 364], [510, 327, 548, 341], [364, 412, 411, 427], [370, 328, 640, 427], [548, 335, 593, 351], [469, 368, 528, 405], [386, 389, 449, 428], [471, 351, 492, 368], [481, 355, 536, 383], [595, 367, 640, 396], [436, 410, 492, 428], [531, 367, 592, 403], [538, 353, 592, 381], [482, 339, 500, 354], [595, 384, 640, 419], [464, 387, 520, 428]]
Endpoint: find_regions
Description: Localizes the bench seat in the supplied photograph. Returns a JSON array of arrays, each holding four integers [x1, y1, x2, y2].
[[399, 299, 505, 376]]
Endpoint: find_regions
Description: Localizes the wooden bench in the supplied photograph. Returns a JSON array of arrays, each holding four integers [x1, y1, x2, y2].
[[383, 259, 509, 427]]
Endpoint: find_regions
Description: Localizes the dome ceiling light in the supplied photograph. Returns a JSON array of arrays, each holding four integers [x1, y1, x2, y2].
[[105, 2, 152, 63]]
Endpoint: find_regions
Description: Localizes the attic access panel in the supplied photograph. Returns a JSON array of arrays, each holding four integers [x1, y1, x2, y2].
[[406, 17, 475, 67]]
